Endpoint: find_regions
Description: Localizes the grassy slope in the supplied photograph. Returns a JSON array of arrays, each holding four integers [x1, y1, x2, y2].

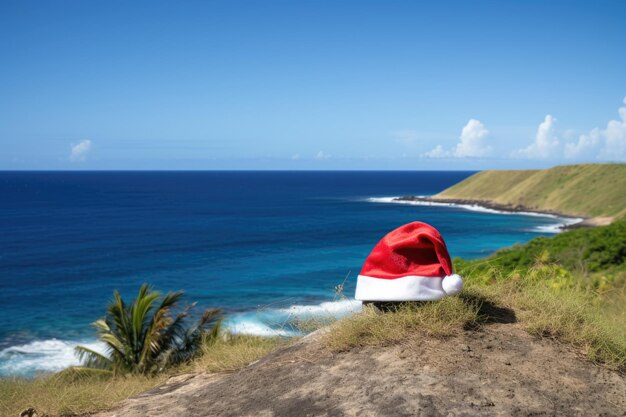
[[0, 335, 284, 417], [456, 220, 626, 280], [328, 220, 626, 371], [436, 163, 626, 219], [5, 224, 626, 416]]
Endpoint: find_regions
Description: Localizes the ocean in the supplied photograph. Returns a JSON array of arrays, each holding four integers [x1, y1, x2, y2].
[[0, 171, 577, 376]]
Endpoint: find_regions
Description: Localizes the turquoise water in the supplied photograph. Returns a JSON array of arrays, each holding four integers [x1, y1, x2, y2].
[[0, 171, 574, 376]]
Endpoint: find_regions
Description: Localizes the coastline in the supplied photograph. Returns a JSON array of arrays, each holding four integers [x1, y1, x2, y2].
[[1, 188, 593, 377], [0, 298, 362, 377], [390, 196, 588, 230]]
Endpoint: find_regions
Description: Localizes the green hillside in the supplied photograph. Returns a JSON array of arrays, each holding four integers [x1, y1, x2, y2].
[[437, 163, 626, 220], [456, 220, 626, 285]]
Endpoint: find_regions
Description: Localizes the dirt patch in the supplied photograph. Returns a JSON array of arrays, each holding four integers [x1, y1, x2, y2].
[[93, 321, 626, 417], [579, 216, 614, 227]]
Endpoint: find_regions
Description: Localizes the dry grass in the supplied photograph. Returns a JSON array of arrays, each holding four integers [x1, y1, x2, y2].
[[0, 334, 285, 417], [0, 373, 164, 417], [324, 293, 482, 352], [2, 286, 624, 416], [496, 281, 626, 371], [324, 270, 626, 372], [189, 334, 285, 373], [3, 253, 625, 416], [465, 257, 626, 371]]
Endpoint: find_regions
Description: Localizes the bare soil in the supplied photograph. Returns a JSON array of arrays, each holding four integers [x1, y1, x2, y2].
[[94, 320, 626, 417]]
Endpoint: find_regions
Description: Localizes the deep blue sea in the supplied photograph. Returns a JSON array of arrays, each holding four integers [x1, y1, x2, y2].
[[0, 171, 576, 376]]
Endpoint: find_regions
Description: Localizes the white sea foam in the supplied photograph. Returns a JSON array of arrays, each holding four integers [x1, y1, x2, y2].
[[225, 320, 294, 337], [1, 299, 362, 376], [366, 196, 584, 232], [367, 196, 401, 204], [225, 299, 362, 337], [277, 299, 362, 316], [0, 339, 106, 376], [530, 217, 583, 233], [368, 196, 516, 214]]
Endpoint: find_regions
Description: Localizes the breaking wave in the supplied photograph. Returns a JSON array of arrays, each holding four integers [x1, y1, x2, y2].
[[225, 299, 362, 337], [0, 299, 362, 376], [0, 339, 106, 377]]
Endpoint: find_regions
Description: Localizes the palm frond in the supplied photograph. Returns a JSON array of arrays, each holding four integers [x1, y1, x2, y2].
[[131, 285, 160, 350], [158, 303, 194, 346], [98, 332, 125, 356], [166, 309, 223, 366], [204, 317, 222, 344], [109, 290, 131, 347], [81, 284, 221, 375], [199, 308, 222, 328], [138, 291, 185, 368], [159, 290, 185, 310], [93, 318, 110, 333], [74, 345, 113, 370]]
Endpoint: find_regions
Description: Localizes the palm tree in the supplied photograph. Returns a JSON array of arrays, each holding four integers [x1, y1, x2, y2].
[[74, 284, 221, 375]]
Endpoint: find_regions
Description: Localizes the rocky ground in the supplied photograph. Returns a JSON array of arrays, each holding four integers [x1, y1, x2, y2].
[[393, 196, 619, 230], [93, 318, 626, 417]]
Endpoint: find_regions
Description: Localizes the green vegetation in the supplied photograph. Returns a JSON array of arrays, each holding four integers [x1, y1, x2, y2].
[[436, 163, 626, 220], [1, 284, 286, 417], [75, 284, 222, 376], [456, 220, 626, 290], [326, 221, 626, 371], [455, 220, 626, 369], [1, 334, 284, 417], [330, 165, 626, 370]]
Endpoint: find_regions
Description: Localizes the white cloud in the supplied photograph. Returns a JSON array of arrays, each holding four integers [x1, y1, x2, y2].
[[315, 151, 330, 160], [564, 128, 601, 159], [564, 97, 626, 161], [419, 96, 626, 163], [512, 115, 559, 159], [453, 119, 491, 157], [422, 119, 491, 159], [601, 97, 626, 158], [69, 140, 92, 162], [291, 153, 300, 160], [422, 145, 449, 158]]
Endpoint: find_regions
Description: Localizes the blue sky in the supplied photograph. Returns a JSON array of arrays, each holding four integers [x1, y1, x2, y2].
[[1, 0, 625, 170]]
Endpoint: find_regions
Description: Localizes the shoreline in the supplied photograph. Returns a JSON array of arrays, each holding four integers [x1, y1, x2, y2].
[[392, 196, 589, 230], [0, 192, 598, 378], [0, 298, 362, 378]]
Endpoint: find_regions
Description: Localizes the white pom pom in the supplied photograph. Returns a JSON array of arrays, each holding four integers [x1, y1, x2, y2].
[[442, 274, 463, 295]]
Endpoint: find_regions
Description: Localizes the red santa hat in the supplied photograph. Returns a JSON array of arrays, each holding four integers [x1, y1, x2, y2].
[[355, 221, 463, 301]]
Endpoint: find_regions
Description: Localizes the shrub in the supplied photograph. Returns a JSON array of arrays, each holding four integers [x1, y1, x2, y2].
[[75, 284, 222, 376]]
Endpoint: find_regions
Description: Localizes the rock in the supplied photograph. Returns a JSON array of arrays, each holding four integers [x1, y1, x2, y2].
[[91, 323, 626, 417], [19, 408, 37, 417]]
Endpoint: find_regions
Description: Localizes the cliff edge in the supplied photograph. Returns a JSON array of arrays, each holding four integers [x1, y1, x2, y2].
[[433, 163, 626, 224], [94, 320, 626, 417]]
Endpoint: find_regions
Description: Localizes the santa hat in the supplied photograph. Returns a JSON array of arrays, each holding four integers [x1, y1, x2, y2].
[[355, 222, 463, 301]]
